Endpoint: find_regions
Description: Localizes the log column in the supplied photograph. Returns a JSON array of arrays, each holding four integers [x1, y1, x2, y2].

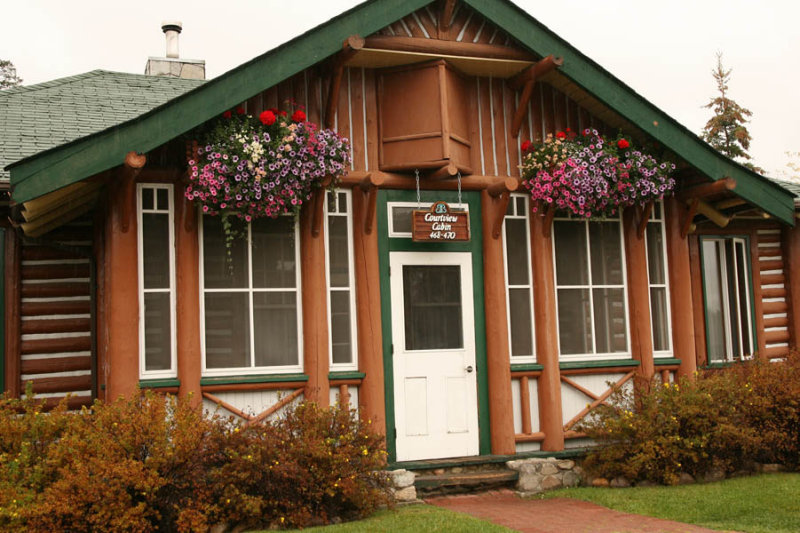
[[480, 190, 516, 455], [623, 207, 655, 381], [530, 211, 564, 451], [4, 227, 20, 397], [664, 196, 697, 378], [352, 188, 386, 433], [782, 224, 800, 349], [175, 191, 202, 404], [105, 156, 144, 399], [300, 192, 330, 405]]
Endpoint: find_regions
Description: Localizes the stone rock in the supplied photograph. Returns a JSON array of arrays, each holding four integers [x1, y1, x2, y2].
[[610, 476, 630, 488], [393, 486, 417, 502], [557, 460, 575, 470], [762, 463, 784, 473], [517, 475, 543, 493], [209, 524, 228, 533], [541, 475, 563, 491], [592, 477, 610, 487], [451, 467, 463, 474], [678, 472, 695, 485], [562, 470, 581, 488], [539, 462, 559, 476], [390, 469, 415, 489], [703, 467, 726, 483], [433, 468, 445, 475]]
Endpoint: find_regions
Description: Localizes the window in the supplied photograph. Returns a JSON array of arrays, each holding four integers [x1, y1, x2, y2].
[[200, 215, 302, 375], [502, 194, 535, 360], [137, 184, 176, 378], [644, 202, 672, 356], [553, 217, 629, 360], [325, 190, 358, 369], [700, 236, 754, 363]]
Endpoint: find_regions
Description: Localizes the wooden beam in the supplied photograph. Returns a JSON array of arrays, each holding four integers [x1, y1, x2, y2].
[[715, 197, 746, 210], [519, 375, 532, 435], [694, 199, 730, 228], [120, 151, 146, 233], [677, 176, 736, 201], [541, 202, 556, 238], [563, 371, 635, 432], [325, 36, 365, 130], [508, 54, 564, 91], [637, 201, 653, 239], [358, 173, 384, 235], [681, 198, 699, 238], [491, 193, 511, 239], [487, 177, 520, 198], [248, 388, 305, 425], [362, 35, 536, 62], [427, 162, 459, 181], [438, 0, 456, 38]]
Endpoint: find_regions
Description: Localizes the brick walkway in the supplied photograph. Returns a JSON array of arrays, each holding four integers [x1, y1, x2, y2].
[[426, 490, 722, 533]]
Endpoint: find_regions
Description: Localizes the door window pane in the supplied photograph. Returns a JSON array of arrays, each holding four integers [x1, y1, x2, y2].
[[403, 265, 463, 350]]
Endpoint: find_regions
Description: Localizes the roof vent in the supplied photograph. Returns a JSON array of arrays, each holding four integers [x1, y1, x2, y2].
[[145, 21, 205, 80]]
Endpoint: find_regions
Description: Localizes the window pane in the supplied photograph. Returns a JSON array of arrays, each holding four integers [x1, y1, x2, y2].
[[391, 206, 414, 234], [157, 188, 169, 211], [515, 196, 526, 215], [142, 213, 170, 289], [554, 221, 588, 285], [724, 241, 741, 357], [203, 216, 248, 289], [557, 288, 592, 354], [330, 291, 353, 364], [505, 218, 530, 286], [327, 191, 336, 213], [589, 221, 623, 286], [403, 265, 463, 350], [142, 187, 154, 210], [702, 241, 727, 362], [204, 292, 250, 368], [328, 216, 350, 287], [650, 287, 670, 352], [252, 217, 296, 289], [509, 288, 533, 356], [144, 292, 171, 371], [645, 223, 666, 285], [593, 288, 628, 353], [734, 241, 752, 356], [253, 292, 298, 367]]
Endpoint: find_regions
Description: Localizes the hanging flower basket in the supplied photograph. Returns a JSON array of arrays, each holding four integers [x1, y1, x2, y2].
[[186, 106, 351, 249], [520, 129, 675, 218]]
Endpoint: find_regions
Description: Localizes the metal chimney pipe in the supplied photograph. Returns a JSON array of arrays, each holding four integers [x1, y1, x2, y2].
[[161, 21, 182, 58]]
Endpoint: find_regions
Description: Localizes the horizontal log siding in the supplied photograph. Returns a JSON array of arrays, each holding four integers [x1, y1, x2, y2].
[[757, 228, 790, 360]]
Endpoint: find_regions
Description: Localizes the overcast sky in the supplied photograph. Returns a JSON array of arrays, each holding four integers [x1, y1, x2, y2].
[[2, 0, 798, 177]]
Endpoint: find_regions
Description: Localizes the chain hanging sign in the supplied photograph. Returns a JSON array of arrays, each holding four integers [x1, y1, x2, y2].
[[412, 201, 470, 242]]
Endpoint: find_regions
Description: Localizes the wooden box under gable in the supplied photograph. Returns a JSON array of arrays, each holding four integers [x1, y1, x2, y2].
[[378, 59, 473, 174]]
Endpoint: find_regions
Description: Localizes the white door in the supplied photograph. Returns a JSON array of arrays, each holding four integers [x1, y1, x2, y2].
[[390, 251, 479, 461]]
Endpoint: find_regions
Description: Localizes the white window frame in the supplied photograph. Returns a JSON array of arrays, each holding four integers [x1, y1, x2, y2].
[[552, 215, 632, 361], [137, 183, 177, 379], [644, 201, 673, 357], [700, 235, 755, 363], [502, 193, 536, 362], [198, 214, 304, 376], [325, 189, 359, 371], [387, 201, 469, 238]]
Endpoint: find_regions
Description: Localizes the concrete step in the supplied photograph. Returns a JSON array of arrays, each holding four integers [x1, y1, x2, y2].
[[414, 469, 518, 496]]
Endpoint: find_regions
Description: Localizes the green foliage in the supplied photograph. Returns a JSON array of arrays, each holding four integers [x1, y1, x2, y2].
[[0, 59, 23, 89], [702, 52, 756, 167], [0, 391, 390, 532], [580, 353, 800, 485]]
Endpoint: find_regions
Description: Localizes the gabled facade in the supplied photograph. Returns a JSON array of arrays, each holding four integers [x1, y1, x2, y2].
[[3, 0, 799, 463]]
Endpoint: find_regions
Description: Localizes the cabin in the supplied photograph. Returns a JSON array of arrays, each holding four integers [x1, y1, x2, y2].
[[2, 0, 799, 465]]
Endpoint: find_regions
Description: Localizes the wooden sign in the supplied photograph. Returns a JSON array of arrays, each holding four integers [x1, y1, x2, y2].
[[412, 201, 470, 242]]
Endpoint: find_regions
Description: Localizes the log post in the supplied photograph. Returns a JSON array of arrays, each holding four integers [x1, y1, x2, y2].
[[352, 189, 386, 432], [782, 224, 800, 349], [623, 207, 655, 381], [530, 211, 564, 451], [4, 228, 20, 397], [664, 196, 697, 378], [300, 191, 330, 405], [480, 190, 516, 455], [175, 191, 202, 405]]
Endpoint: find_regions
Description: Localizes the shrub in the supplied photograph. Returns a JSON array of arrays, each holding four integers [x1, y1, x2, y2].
[[580, 353, 800, 485]]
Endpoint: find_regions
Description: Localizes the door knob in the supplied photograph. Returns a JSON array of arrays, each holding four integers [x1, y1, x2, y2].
[[466, 365, 474, 373]]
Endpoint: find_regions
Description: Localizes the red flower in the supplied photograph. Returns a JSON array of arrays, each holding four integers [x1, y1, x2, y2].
[[222, 110, 232, 119], [555, 131, 566, 139], [279, 110, 287, 117], [259, 110, 277, 125], [291, 109, 307, 122], [617, 139, 630, 149], [236, 106, 245, 115], [520, 140, 531, 152]]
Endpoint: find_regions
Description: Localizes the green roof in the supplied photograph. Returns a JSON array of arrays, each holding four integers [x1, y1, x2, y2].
[[0, 70, 204, 181], [4, 0, 795, 224]]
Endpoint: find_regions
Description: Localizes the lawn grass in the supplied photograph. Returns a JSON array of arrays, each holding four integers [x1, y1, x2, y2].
[[541, 473, 800, 533], [279, 504, 513, 533]]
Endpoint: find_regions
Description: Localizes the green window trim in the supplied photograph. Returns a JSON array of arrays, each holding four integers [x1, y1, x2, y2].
[[139, 378, 181, 389], [199, 373, 309, 386], [328, 371, 366, 380], [510, 363, 544, 372], [559, 359, 641, 371], [653, 357, 683, 366]]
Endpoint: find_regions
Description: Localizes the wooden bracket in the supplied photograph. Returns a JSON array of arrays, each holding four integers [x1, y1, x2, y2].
[[311, 176, 334, 238], [541, 202, 556, 238], [694, 198, 731, 228], [637, 201, 653, 239], [427, 162, 459, 181], [681, 198, 699, 238], [120, 151, 146, 233], [359, 172, 385, 234], [677, 176, 736, 202], [510, 55, 564, 138], [488, 178, 519, 239], [438, 0, 456, 38], [324, 35, 364, 129]]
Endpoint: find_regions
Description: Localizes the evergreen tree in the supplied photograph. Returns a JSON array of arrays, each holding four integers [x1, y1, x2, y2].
[[0, 59, 23, 89], [702, 52, 756, 168]]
